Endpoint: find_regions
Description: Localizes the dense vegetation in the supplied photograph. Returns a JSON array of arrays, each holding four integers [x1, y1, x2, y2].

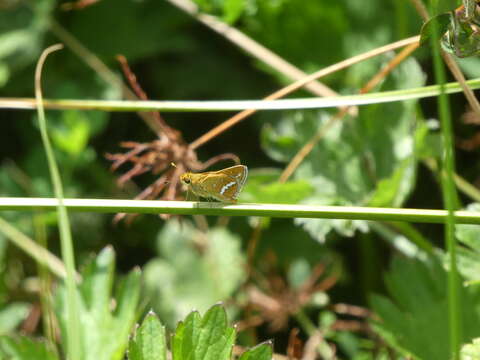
[[2, 0, 480, 359]]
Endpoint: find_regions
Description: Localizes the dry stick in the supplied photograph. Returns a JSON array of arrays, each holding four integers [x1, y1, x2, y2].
[[442, 52, 480, 117], [279, 42, 420, 183], [189, 35, 420, 150], [410, 0, 480, 118], [166, 0, 339, 100], [409, 0, 430, 19], [49, 21, 165, 136]]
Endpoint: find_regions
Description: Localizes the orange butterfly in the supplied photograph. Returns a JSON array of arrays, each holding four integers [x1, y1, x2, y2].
[[180, 165, 248, 203]]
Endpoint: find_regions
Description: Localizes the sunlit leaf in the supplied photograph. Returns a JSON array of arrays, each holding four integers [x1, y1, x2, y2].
[[128, 312, 166, 360], [238, 342, 273, 360], [172, 304, 235, 360]]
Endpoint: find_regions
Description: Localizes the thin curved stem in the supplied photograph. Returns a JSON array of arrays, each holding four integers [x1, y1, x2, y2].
[[35, 44, 81, 360]]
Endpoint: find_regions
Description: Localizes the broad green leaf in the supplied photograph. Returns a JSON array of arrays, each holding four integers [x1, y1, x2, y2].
[[0, 336, 58, 360], [128, 312, 166, 360], [172, 304, 235, 360], [370, 256, 480, 360], [144, 220, 245, 328], [262, 56, 425, 242], [238, 342, 273, 360], [55, 247, 141, 360]]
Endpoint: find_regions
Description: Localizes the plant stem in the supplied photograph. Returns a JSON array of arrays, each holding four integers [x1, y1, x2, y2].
[[35, 44, 81, 360], [0, 216, 69, 279], [3, 198, 480, 224], [429, 1, 461, 357], [1, 77, 480, 112]]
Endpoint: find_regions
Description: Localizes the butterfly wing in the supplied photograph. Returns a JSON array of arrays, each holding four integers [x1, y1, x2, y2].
[[215, 165, 248, 201], [217, 165, 248, 190], [198, 165, 248, 202]]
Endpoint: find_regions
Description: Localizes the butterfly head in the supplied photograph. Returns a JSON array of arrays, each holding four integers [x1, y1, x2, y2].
[[180, 172, 193, 185]]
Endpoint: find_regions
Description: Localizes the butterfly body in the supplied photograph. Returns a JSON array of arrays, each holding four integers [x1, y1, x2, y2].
[[180, 165, 248, 203]]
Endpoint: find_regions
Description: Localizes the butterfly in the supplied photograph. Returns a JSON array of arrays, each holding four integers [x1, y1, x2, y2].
[[180, 165, 248, 203]]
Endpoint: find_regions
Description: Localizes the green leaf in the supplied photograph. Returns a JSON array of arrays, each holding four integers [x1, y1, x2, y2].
[[367, 159, 414, 207], [144, 220, 245, 327], [262, 56, 425, 242], [0, 336, 58, 360], [419, 13, 452, 46], [172, 304, 235, 360], [50, 111, 91, 156], [0, 303, 30, 335], [370, 256, 480, 360], [128, 312, 166, 360], [80, 246, 115, 317], [238, 342, 273, 360], [456, 203, 480, 253], [222, 0, 245, 24], [55, 246, 141, 360], [454, 203, 480, 282], [0, 0, 54, 70], [241, 168, 313, 204]]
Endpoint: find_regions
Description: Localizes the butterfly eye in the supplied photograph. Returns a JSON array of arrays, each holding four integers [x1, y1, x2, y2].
[[183, 177, 190, 184]]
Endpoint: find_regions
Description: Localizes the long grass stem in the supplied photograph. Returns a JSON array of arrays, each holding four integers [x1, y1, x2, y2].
[[34, 44, 81, 360], [428, 1, 461, 357]]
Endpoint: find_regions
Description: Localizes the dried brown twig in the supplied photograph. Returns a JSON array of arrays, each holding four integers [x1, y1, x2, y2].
[[107, 57, 239, 221], [61, 0, 100, 11], [240, 260, 339, 332]]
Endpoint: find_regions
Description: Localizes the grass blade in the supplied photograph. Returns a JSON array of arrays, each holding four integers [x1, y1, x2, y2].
[[428, 2, 461, 358], [34, 44, 81, 360]]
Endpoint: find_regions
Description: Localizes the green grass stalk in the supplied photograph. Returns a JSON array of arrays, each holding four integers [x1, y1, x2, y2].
[[3, 198, 480, 225], [429, 1, 461, 357], [2, 77, 480, 112], [34, 44, 81, 360], [0, 216, 69, 279]]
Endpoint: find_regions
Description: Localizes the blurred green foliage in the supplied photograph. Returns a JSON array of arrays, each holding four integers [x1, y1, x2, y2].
[[371, 255, 480, 360], [55, 246, 141, 360], [144, 220, 245, 327]]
